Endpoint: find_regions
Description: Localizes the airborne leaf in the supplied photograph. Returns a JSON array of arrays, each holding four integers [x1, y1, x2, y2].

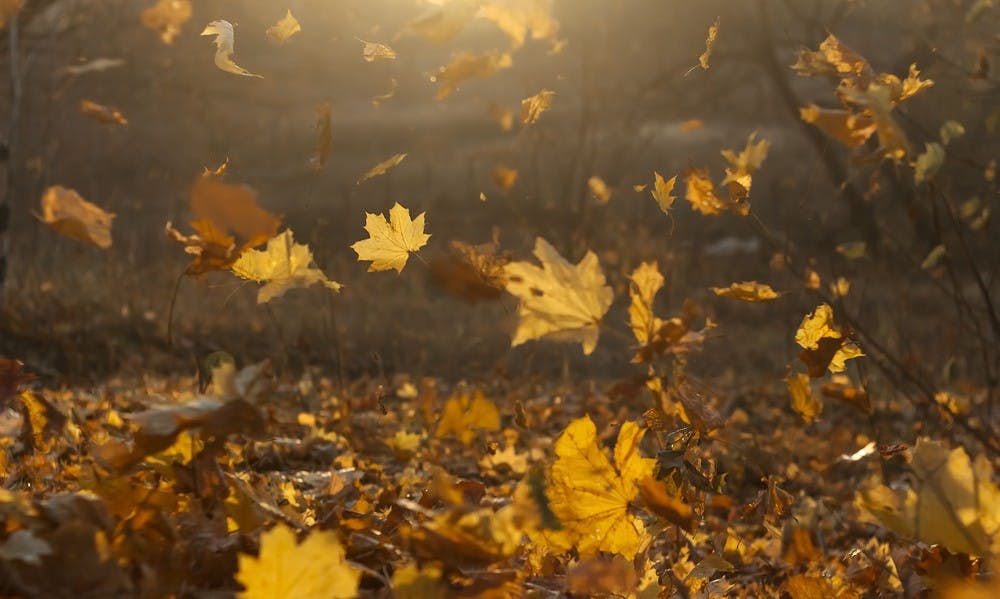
[[795, 304, 864, 376], [80, 100, 128, 126], [141, 0, 191, 44], [309, 102, 332, 170], [710, 281, 779, 302], [201, 20, 262, 78], [628, 261, 664, 346], [786, 372, 821, 423], [696, 17, 719, 70], [39, 186, 114, 249], [588, 176, 612, 204], [650, 172, 676, 214], [478, 0, 560, 48], [503, 237, 613, 355], [358, 38, 396, 62], [231, 229, 342, 303], [521, 88, 555, 124], [266, 10, 301, 45], [683, 168, 726, 215], [358, 152, 407, 183], [351, 202, 431, 273], [435, 389, 501, 445], [433, 51, 512, 100]]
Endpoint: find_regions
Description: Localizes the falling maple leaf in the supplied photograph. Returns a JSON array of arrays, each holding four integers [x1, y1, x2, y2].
[[686, 17, 719, 74], [357, 38, 396, 62], [358, 152, 407, 183], [478, 0, 560, 48], [141, 0, 191, 44], [710, 281, 779, 302], [683, 168, 726, 215], [435, 389, 500, 445], [351, 202, 430, 273], [786, 372, 821, 423], [201, 20, 262, 78], [266, 10, 301, 45], [79, 100, 128, 126], [503, 237, 613, 355], [588, 176, 612, 204], [492, 166, 518, 190], [543, 415, 655, 559], [429, 238, 510, 303], [236, 523, 360, 599], [650, 172, 676, 215], [309, 102, 332, 170], [433, 51, 513, 99], [39, 186, 114, 249], [679, 118, 704, 133], [795, 304, 864, 376], [231, 229, 342, 303], [520, 88, 554, 125], [627, 261, 664, 346], [720, 132, 769, 211], [857, 438, 1000, 557]]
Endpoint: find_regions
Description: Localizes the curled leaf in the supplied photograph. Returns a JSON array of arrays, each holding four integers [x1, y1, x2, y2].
[[201, 20, 262, 78], [39, 186, 114, 249]]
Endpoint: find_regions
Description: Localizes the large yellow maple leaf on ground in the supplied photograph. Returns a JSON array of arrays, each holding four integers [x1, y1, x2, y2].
[[543, 415, 656, 559], [857, 438, 1000, 557], [351, 202, 430, 273], [236, 523, 359, 599], [231, 229, 342, 303], [503, 237, 613, 355]]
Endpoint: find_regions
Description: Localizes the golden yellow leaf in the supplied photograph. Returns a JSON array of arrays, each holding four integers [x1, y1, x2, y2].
[[588, 175, 612, 204], [350, 202, 430, 273], [236, 523, 360, 599], [520, 88, 555, 124], [478, 0, 560, 48], [696, 17, 719, 70], [266, 10, 301, 45], [650, 172, 676, 215], [795, 303, 840, 350], [392, 563, 448, 599], [799, 104, 876, 148], [857, 438, 1000, 557], [632, 184, 648, 192], [39, 186, 114, 249], [682, 168, 726, 215], [141, 0, 191, 44], [795, 304, 864, 376], [915, 142, 946, 183], [79, 100, 128, 126], [836, 241, 867, 259], [679, 118, 704, 133], [357, 38, 396, 62], [435, 389, 500, 445], [231, 229, 342, 303], [628, 261, 665, 346], [201, 20, 262, 78], [786, 373, 821, 424], [791, 34, 874, 83], [433, 51, 512, 100], [407, 0, 480, 44], [921, 244, 947, 270], [721, 132, 769, 212], [503, 237, 613, 355], [830, 276, 851, 298], [358, 152, 407, 183], [710, 281, 780, 302], [545, 416, 655, 559], [493, 166, 518, 190]]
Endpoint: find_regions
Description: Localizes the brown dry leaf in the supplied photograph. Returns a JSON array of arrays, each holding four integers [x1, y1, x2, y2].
[[309, 102, 332, 170], [857, 438, 1000, 557], [710, 281, 779, 302], [201, 20, 262, 78], [650, 172, 677, 215], [236, 523, 360, 599], [371, 78, 399, 107], [435, 389, 501, 445], [141, 0, 191, 44], [679, 118, 704, 133], [358, 152, 407, 183], [350, 202, 430, 273], [683, 167, 726, 215], [357, 38, 396, 62], [489, 103, 515, 131], [433, 51, 513, 100], [430, 239, 510, 303], [638, 477, 695, 531], [696, 17, 719, 70], [588, 175, 612, 204], [520, 88, 555, 124], [791, 34, 876, 84], [492, 166, 518, 190], [266, 10, 301, 45], [786, 372, 821, 424], [80, 100, 127, 126], [543, 416, 655, 559], [231, 229, 342, 303], [478, 0, 560, 48], [39, 186, 114, 249], [503, 237, 613, 355], [566, 556, 638, 597]]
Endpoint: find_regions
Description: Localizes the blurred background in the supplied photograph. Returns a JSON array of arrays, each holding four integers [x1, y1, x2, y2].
[[0, 0, 996, 391]]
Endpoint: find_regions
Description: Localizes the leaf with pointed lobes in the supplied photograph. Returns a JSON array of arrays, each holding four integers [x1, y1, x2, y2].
[[201, 20, 262, 78], [231, 229, 342, 304], [520, 88, 554, 124], [504, 237, 613, 355], [794, 304, 864, 376], [650, 171, 676, 214], [39, 186, 114, 249], [434, 51, 512, 99], [351, 202, 430, 273], [266, 10, 300, 45]]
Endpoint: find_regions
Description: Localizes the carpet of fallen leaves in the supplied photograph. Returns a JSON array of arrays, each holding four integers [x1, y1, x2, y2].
[[0, 355, 997, 598]]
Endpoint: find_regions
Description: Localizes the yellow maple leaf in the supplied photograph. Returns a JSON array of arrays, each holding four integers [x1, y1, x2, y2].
[[435, 389, 500, 445], [358, 152, 407, 183], [799, 104, 876, 148], [39, 186, 114, 249], [545, 416, 655, 559], [720, 132, 770, 210], [433, 51, 512, 100], [201, 20, 262, 78], [231, 229, 342, 303], [236, 523, 359, 599], [795, 304, 864, 376], [682, 168, 726, 215], [628, 261, 665, 346], [392, 563, 448, 599], [266, 10, 301, 45], [351, 202, 430, 273], [492, 165, 519, 190], [503, 237, 613, 355], [478, 0, 560, 48], [857, 438, 1000, 557], [785, 372, 821, 424], [520, 88, 555, 124], [650, 172, 676, 215], [710, 281, 779, 302]]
